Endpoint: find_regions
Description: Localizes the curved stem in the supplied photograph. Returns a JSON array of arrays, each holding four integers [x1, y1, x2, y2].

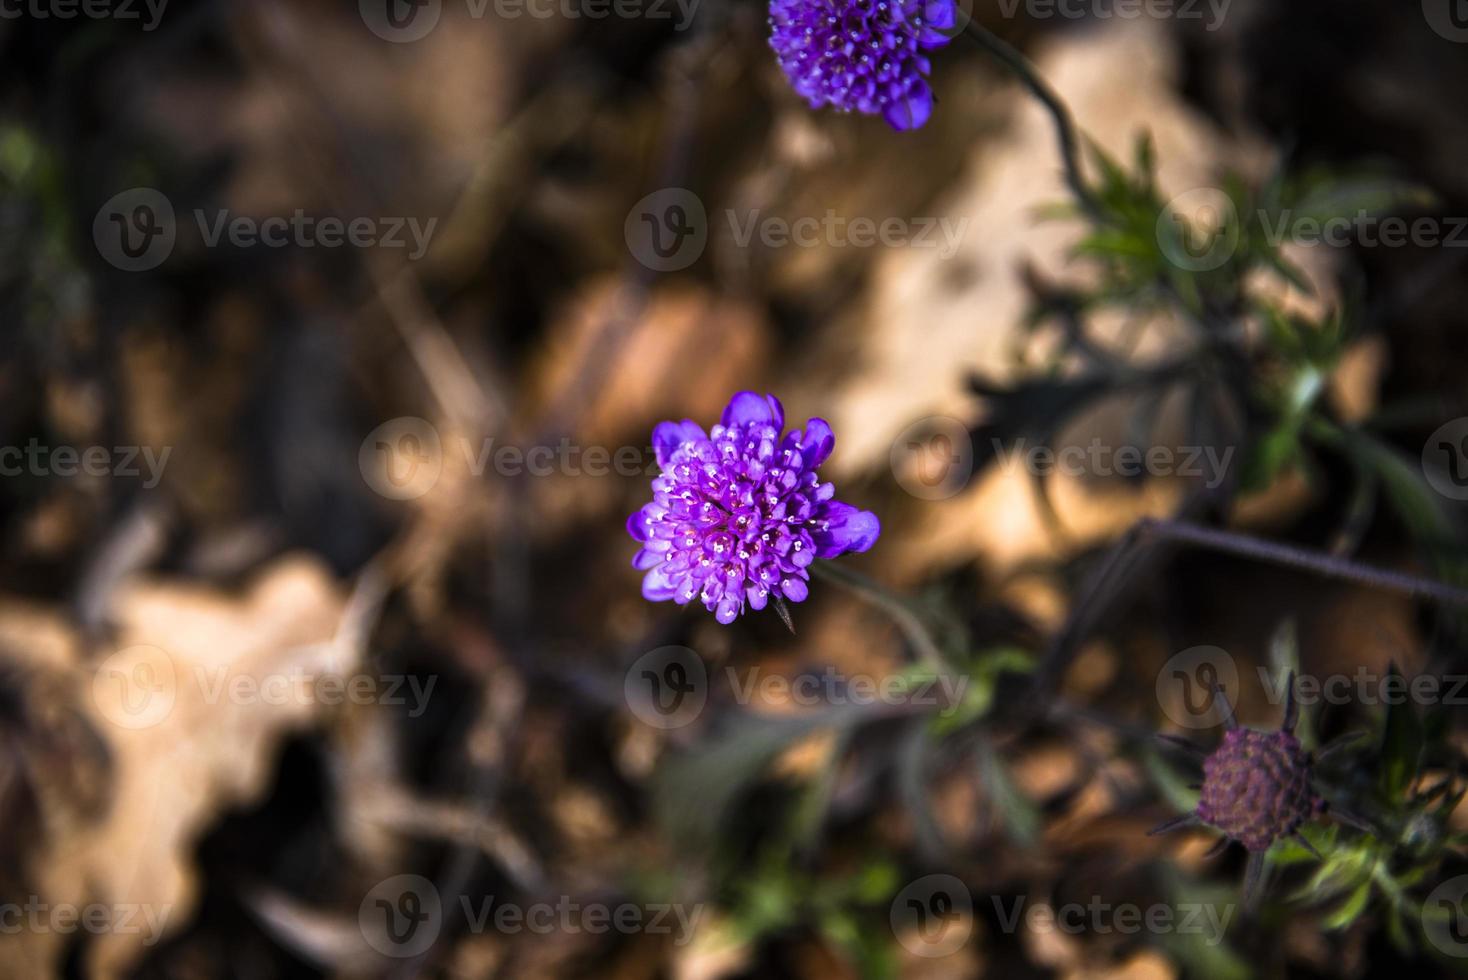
[[962, 20, 1105, 223], [812, 563, 951, 670]]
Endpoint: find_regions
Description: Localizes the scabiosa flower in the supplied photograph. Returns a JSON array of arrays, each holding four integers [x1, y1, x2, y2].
[[768, 0, 958, 131], [627, 392, 880, 625], [1151, 673, 1372, 908]]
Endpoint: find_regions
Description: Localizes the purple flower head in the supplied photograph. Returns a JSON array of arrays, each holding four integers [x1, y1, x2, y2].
[[768, 0, 958, 131], [1150, 673, 1374, 909], [628, 392, 880, 624], [1196, 727, 1324, 852]]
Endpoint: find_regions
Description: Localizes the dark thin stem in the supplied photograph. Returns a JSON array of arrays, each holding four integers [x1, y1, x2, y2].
[[962, 21, 1105, 223], [812, 563, 949, 669], [1139, 519, 1468, 607], [1035, 516, 1468, 696]]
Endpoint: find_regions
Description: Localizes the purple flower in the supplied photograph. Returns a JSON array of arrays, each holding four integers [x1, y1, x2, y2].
[[1194, 727, 1325, 853], [1150, 673, 1374, 908], [768, 0, 958, 131], [628, 392, 880, 624]]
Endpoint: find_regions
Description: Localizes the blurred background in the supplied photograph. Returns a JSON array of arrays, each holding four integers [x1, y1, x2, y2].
[[4, 0, 1468, 977]]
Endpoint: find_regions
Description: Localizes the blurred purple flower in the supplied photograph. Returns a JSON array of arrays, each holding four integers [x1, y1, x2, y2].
[[628, 392, 880, 624], [768, 0, 958, 131]]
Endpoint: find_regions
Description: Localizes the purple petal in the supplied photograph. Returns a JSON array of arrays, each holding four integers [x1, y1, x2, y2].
[[799, 418, 835, 467], [641, 565, 681, 602], [883, 85, 933, 131], [813, 501, 881, 558], [652, 420, 706, 467], [920, 0, 956, 45], [715, 597, 741, 625], [721, 392, 785, 430], [780, 575, 809, 603], [632, 549, 662, 570], [626, 509, 649, 542]]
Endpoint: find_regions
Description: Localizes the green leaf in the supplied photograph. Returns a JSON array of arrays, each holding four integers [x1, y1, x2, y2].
[[976, 738, 1042, 847], [1379, 663, 1425, 802], [1323, 881, 1372, 930]]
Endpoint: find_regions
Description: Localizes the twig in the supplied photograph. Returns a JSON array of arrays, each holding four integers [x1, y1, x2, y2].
[[962, 21, 1105, 223], [1035, 517, 1468, 694], [812, 563, 950, 670]]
